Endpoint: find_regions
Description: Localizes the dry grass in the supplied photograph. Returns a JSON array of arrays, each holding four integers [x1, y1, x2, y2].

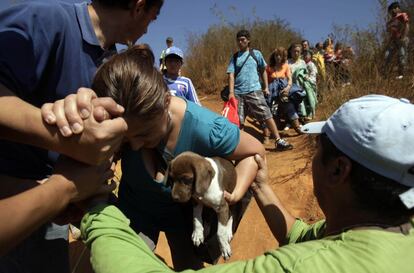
[[182, 1, 414, 117]]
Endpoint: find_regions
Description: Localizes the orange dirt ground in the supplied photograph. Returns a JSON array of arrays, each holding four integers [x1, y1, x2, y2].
[[69, 95, 324, 272]]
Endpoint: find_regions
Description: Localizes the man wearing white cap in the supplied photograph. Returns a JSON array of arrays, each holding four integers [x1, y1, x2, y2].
[[79, 94, 414, 272]]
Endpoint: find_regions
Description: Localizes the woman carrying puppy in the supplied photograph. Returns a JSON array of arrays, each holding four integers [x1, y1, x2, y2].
[[42, 45, 264, 270]]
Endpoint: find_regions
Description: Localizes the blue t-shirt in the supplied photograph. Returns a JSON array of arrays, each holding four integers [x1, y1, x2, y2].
[[226, 49, 266, 95], [0, 1, 111, 179], [163, 75, 201, 105], [118, 99, 240, 231]]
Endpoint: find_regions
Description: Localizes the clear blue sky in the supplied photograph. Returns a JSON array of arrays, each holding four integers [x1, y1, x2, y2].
[[0, 0, 380, 59]]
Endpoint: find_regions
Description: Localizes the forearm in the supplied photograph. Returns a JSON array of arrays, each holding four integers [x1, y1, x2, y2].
[[229, 74, 235, 95], [251, 183, 295, 245], [262, 70, 269, 90], [0, 93, 68, 153], [233, 156, 257, 201], [0, 175, 74, 255]]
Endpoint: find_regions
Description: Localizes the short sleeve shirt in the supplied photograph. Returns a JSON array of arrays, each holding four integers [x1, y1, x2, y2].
[[266, 63, 290, 83], [163, 75, 201, 105], [118, 99, 240, 231], [227, 49, 266, 95], [0, 2, 110, 179]]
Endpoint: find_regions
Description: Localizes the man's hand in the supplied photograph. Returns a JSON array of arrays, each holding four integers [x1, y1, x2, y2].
[[41, 88, 125, 136], [61, 112, 127, 165], [51, 155, 117, 203], [41, 89, 128, 165]]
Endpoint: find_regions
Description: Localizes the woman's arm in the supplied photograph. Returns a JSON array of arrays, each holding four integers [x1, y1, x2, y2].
[[286, 64, 293, 87], [224, 131, 265, 204]]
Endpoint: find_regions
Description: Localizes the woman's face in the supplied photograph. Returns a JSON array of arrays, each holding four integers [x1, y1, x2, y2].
[[274, 53, 283, 64], [124, 110, 172, 150], [291, 46, 301, 60]]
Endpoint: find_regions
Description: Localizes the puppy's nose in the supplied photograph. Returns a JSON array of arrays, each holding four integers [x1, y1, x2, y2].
[[171, 192, 181, 202]]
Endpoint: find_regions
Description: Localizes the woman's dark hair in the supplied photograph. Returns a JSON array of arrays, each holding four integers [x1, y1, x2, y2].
[[92, 0, 164, 11], [269, 47, 287, 67], [92, 44, 169, 120], [319, 133, 413, 218]]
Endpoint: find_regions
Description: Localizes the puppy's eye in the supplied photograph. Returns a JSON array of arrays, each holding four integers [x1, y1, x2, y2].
[[180, 177, 193, 185]]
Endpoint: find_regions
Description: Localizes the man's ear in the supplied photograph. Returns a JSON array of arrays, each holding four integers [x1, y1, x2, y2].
[[130, 0, 145, 15], [329, 155, 352, 186]]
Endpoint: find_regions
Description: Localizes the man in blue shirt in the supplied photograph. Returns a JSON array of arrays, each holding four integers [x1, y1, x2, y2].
[[227, 30, 292, 151], [0, 0, 163, 272]]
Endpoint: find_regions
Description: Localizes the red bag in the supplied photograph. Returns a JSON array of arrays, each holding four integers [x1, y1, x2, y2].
[[221, 97, 240, 127]]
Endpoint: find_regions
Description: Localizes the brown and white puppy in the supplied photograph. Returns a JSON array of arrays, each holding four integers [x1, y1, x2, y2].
[[167, 151, 237, 260]]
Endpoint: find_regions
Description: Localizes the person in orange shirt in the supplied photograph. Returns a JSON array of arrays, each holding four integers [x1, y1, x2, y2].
[[265, 47, 302, 137]]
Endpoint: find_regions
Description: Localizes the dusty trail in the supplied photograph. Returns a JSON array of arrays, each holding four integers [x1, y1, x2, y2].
[[69, 95, 323, 272]]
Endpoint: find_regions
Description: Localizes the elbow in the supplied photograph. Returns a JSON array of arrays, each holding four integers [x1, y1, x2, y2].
[[256, 144, 266, 158]]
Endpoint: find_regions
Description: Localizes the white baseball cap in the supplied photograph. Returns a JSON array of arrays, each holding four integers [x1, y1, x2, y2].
[[301, 94, 414, 188], [165, 46, 184, 59]]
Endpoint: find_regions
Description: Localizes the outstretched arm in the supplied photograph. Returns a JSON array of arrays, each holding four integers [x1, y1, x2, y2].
[[251, 154, 296, 245]]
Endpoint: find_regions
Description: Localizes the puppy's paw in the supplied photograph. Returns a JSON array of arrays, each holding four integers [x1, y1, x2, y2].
[[192, 228, 204, 246], [217, 221, 233, 260], [220, 241, 232, 260]]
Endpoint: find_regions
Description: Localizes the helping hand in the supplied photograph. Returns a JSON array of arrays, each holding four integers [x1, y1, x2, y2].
[[52, 155, 117, 203], [41, 88, 125, 136]]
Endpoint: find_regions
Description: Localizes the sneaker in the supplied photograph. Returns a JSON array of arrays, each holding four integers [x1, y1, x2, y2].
[[275, 138, 293, 151], [396, 75, 404, 80]]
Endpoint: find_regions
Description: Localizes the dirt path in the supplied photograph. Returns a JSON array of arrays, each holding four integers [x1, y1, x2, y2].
[[69, 95, 323, 271]]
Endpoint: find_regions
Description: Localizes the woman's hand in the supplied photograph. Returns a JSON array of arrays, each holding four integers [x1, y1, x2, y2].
[[224, 190, 240, 205]]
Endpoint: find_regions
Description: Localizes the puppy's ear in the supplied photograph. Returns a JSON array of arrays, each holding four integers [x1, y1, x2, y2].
[[194, 158, 215, 195]]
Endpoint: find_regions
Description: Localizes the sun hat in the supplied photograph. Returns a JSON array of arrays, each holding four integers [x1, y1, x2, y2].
[[165, 46, 184, 59], [301, 94, 414, 188]]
